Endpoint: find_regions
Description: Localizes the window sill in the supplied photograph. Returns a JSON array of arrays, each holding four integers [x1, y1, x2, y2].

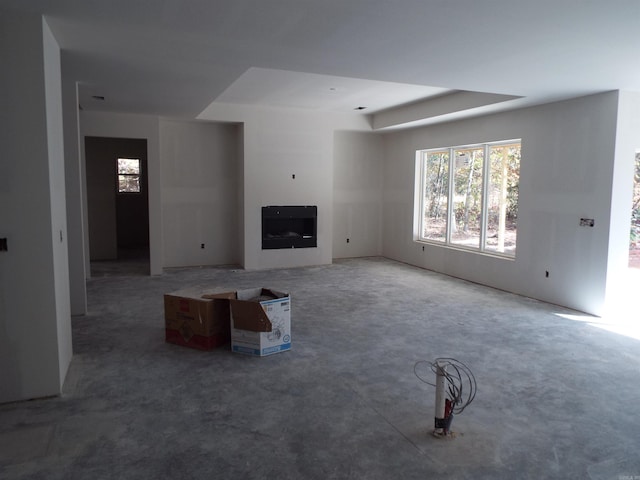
[[414, 239, 516, 261]]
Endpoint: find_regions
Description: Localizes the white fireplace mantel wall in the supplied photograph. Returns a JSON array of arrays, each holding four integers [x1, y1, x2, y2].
[[199, 103, 371, 270]]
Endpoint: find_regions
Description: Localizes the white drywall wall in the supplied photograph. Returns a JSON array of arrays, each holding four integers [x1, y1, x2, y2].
[[85, 137, 118, 260], [0, 10, 70, 402], [381, 92, 620, 316], [199, 103, 371, 269], [237, 124, 245, 268], [80, 111, 162, 275], [605, 91, 640, 314], [242, 112, 333, 269], [160, 119, 240, 267], [333, 131, 383, 258], [62, 64, 87, 316], [43, 18, 72, 390]]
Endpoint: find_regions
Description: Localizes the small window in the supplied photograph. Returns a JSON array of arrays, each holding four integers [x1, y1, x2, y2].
[[117, 158, 141, 193]]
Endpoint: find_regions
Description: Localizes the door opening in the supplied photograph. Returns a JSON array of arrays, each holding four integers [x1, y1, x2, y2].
[[85, 136, 150, 276]]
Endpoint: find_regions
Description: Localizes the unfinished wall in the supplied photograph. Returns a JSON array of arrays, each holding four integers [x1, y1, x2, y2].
[[237, 124, 245, 268], [115, 140, 149, 250], [198, 103, 370, 269], [333, 131, 383, 258], [242, 111, 334, 269], [0, 11, 71, 402], [85, 136, 118, 260], [160, 119, 239, 268], [80, 111, 162, 274], [62, 63, 87, 316], [43, 18, 72, 391], [605, 91, 640, 313], [80, 113, 242, 270], [381, 92, 620, 316]]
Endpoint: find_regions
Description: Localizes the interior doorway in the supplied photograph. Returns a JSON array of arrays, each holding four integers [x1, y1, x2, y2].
[[629, 152, 640, 269], [85, 136, 150, 276]]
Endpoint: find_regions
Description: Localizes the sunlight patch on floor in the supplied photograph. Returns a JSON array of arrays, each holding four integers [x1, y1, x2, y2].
[[555, 268, 640, 341], [555, 312, 640, 342]]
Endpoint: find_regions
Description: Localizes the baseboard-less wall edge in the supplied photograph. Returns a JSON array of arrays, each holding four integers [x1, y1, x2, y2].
[[0, 394, 59, 406]]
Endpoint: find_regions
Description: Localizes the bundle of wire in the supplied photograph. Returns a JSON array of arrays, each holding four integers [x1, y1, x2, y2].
[[414, 357, 477, 416]]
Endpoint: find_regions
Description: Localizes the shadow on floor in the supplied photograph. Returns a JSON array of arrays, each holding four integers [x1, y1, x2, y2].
[[90, 247, 149, 277]]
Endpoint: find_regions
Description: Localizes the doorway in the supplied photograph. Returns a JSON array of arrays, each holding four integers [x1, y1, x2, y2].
[[85, 136, 150, 276]]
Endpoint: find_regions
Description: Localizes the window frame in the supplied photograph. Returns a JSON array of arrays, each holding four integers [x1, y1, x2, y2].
[[116, 157, 142, 194], [415, 139, 521, 259]]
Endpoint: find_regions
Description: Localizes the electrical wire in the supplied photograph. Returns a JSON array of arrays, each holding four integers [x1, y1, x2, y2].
[[414, 357, 477, 415]]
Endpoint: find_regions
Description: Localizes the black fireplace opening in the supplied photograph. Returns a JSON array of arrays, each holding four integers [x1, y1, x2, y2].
[[262, 206, 317, 249]]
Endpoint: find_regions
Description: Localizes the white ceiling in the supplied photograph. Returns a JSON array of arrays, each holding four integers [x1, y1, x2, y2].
[[215, 67, 451, 113], [3, 0, 640, 121]]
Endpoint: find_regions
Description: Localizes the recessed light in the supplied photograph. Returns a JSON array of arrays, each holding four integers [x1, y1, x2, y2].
[[354, 106, 367, 110]]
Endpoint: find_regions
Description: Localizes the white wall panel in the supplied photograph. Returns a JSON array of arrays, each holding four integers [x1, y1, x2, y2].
[[43, 18, 72, 391], [381, 92, 620, 315], [333, 131, 383, 258], [160, 119, 239, 268], [0, 10, 70, 402]]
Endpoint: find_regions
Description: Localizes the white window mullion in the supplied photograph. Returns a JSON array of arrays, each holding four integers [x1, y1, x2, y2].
[[419, 151, 427, 240], [446, 147, 455, 244], [479, 144, 490, 251]]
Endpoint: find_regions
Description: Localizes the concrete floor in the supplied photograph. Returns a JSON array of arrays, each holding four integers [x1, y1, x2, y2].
[[1, 257, 640, 479]]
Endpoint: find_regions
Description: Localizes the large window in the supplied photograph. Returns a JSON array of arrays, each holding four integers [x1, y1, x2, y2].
[[416, 140, 520, 257]]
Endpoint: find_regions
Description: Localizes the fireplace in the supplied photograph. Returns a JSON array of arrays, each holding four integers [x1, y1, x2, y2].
[[262, 206, 317, 249]]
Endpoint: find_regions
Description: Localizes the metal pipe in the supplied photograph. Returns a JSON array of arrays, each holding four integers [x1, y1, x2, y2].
[[434, 361, 447, 435]]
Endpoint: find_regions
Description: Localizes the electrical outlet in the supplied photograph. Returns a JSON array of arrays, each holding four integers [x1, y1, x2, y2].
[[580, 218, 595, 227], [200, 243, 205, 249], [0, 238, 7, 251], [346, 238, 350, 243], [545, 271, 549, 278]]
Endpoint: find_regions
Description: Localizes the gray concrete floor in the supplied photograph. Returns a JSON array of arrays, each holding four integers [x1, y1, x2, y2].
[[1, 257, 640, 479]]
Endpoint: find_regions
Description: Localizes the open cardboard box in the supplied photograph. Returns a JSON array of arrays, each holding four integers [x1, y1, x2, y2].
[[164, 288, 235, 350], [229, 288, 291, 356]]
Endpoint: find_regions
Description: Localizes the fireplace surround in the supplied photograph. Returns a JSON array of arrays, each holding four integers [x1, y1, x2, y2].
[[262, 206, 317, 249]]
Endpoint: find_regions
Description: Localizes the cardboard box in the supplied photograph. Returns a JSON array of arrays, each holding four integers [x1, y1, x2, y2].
[[164, 288, 235, 351], [229, 288, 291, 356]]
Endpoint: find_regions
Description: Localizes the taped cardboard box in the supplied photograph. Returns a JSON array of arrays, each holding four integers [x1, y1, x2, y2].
[[164, 288, 235, 350], [230, 288, 291, 356]]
